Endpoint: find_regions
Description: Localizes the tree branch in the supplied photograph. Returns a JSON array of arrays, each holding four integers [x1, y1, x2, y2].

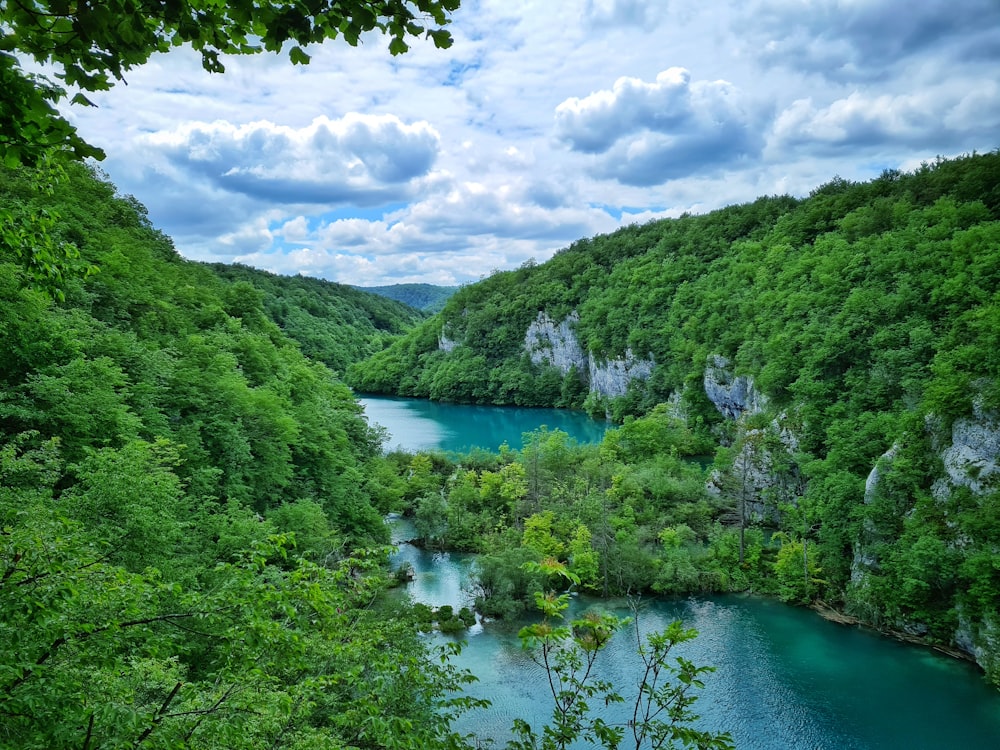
[[132, 681, 182, 748]]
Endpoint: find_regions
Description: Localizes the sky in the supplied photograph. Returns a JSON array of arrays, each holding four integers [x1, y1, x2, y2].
[[60, 0, 1000, 287]]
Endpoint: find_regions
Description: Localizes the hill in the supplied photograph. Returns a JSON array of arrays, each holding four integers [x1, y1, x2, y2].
[[348, 151, 1000, 676], [209, 264, 424, 375], [0, 162, 471, 748], [355, 282, 459, 313]]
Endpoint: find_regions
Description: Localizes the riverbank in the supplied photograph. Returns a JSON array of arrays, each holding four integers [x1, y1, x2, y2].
[[811, 600, 976, 665]]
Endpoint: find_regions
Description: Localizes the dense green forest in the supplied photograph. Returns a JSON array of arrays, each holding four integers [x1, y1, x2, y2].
[[349, 152, 1000, 681], [207, 263, 424, 376], [4, 152, 1000, 748], [0, 162, 486, 748], [0, 160, 730, 749], [355, 283, 459, 313]]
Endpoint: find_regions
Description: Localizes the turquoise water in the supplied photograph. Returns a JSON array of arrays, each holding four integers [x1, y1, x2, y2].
[[359, 395, 609, 453], [390, 519, 1000, 749]]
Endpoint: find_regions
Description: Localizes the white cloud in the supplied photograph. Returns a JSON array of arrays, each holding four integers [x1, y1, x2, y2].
[[555, 68, 696, 153], [555, 69, 763, 184], [55, 0, 1000, 285], [771, 83, 1000, 153], [745, 0, 1000, 81], [278, 216, 310, 242], [144, 114, 440, 204]]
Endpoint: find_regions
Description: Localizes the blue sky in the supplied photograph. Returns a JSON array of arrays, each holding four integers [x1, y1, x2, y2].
[[61, 0, 1000, 286]]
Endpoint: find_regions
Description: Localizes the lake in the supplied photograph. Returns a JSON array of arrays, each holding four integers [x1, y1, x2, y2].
[[358, 394, 609, 453], [372, 398, 1000, 748], [390, 516, 1000, 749]]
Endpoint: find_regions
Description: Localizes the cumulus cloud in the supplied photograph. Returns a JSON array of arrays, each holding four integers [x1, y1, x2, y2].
[[555, 68, 762, 184], [225, 173, 621, 285], [746, 0, 1000, 80], [143, 113, 441, 205], [61, 0, 1000, 285], [771, 83, 1000, 153]]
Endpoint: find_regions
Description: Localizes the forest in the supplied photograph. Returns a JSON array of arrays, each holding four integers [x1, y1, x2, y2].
[[348, 151, 1000, 682], [1, 159, 736, 749], [355, 283, 460, 314], [3, 151, 1000, 748], [0, 161, 485, 749]]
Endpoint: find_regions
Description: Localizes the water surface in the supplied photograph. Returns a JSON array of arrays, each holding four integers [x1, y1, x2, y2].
[[390, 519, 1000, 749], [359, 395, 608, 453]]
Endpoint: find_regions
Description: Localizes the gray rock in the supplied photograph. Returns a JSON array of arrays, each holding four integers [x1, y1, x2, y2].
[[588, 349, 654, 398], [932, 400, 1000, 499], [703, 354, 767, 420], [522, 311, 654, 397], [524, 311, 588, 375]]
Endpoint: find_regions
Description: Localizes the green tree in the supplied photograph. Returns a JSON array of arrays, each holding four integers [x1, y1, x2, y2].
[[510, 560, 733, 750], [0, 434, 482, 749], [1, 0, 460, 167]]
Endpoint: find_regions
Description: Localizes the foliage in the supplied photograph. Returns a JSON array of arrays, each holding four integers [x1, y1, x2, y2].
[[210, 263, 424, 375], [350, 152, 1000, 650], [509, 561, 733, 750], [0, 163, 492, 746], [0, 436, 483, 749], [377, 423, 758, 614], [356, 282, 460, 313], [0, 159, 99, 296]]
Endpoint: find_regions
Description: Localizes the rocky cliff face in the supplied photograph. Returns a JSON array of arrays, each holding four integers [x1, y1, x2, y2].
[[701, 355, 801, 522], [525, 311, 588, 374], [850, 445, 900, 585], [706, 417, 803, 523], [931, 404, 1000, 675], [703, 354, 768, 419], [931, 401, 1000, 500], [853, 405, 1000, 676], [956, 613, 1000, 682], [588, 349, 654, 398], [523, 311, 653, 398], [438, 321, 460, 353]]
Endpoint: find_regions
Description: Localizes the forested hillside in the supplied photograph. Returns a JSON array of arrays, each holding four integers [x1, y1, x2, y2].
[[0, 162, 477, 748], [349, 152, 1000, 679], [5, 151, 1000, 750], [208, 263, 424, 375], [348, 153, 1000, 420], [356, 282, 459, 313]]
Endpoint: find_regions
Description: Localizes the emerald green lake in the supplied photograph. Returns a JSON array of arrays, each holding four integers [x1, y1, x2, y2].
[[389, 520, 1000, 749], [359, 395, 609, 452]]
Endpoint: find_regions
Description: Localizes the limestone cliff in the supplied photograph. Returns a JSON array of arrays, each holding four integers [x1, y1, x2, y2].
[[522, 311, 653, 398], [931, 401, 1000, 500], [524, 311, 587, 374], [703, 354, 768, 419], [588, 349, 654, 398], [852, 405, 1000, 676], [703, 355, 799, 521]]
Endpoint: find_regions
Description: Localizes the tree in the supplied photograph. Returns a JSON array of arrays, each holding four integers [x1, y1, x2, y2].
[[1, 0, 461, 167], [510, 560, 734, 750], [1, 433, 482, 749]]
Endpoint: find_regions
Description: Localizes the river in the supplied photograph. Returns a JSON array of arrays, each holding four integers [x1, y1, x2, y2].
[[390, 517, 1000, 749], [359, 395, 608, 453]]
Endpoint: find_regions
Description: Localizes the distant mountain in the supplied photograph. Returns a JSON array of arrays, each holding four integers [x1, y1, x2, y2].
[[355, 283, 459, 313]]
